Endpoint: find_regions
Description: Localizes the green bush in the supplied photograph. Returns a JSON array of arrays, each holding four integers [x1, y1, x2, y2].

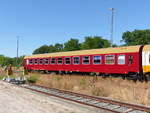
[[27, 75, 39, 83], [79, 78, 87, 85], [53, 76, 61, 81], [0, 76, 4, 80], [90, 72, 96, 76]]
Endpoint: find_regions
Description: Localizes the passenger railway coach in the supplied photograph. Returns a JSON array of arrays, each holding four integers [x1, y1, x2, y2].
[[24, 45, 150, 80]]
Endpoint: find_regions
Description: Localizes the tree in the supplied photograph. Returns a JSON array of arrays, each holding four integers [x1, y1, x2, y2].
[[32, 36, 112, 54], [33, 45, 50, 54], [54, 43, 63, 52], [112, 44, 118, 47], [122, 29, 150, 46], [0, 55, 6, 66], [64, 38, 80, 51], [0, 55, 25, 67], [13, 56, 25, 66], [48, 45, 57, 53], [81, 36, 110, 50]]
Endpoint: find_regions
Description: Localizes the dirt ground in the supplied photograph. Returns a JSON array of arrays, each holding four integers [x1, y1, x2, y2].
[[0, 81, 107, 113]]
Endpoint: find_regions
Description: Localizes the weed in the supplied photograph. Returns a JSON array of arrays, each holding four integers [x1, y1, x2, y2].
[[79, 78, 87, 85], [27, 74, 40, 83], [29, 72, 150, 106], [90, 72, 96, 76], [53, 76, 61, 81], [63, 82, 74, 90], [91, 87, 108, 97], [0, 75, 4, 80]]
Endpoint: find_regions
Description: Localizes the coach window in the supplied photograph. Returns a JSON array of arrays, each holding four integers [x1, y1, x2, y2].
[[73, 57, 80, 64], [45, 59, 49, 64], [93, 56, 101, 64], [105, 55, 115, 64], [29, 59, 33, 64], [51, 58, 56, 64], [129, 55, 133, 64], [83, 56, 90, 64], [65, 57, 71, 64], [58, 58, 63, 64], [39, 59, 43, 64], [118, 55, 125, 64], [34, 59, 38, 64]]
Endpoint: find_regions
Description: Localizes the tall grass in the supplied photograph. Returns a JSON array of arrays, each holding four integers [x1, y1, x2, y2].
[[32, 73, 150, 106], [27, 74, 40, 83], [79, 78, 87, 85], [0, 75, 4, 80], [53, 76, 61, 81]]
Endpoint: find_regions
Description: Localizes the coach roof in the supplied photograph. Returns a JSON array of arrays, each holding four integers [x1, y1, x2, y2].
[[143, 45, 150, 52], [24, 45, 142, 59]]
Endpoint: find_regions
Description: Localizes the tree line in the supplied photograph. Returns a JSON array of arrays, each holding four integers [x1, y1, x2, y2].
[[0, 55, 24, 67], [0, 29, 150, 66], [33, 36, 114, 54], [33, 29, 150, 54]]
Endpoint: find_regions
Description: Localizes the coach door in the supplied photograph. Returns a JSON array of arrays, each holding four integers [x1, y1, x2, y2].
[[128, 55, 133, 72], [26, 59, 29, 65]]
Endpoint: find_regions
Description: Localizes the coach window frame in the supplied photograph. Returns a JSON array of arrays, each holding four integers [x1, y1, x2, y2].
[[82, 56, 90, 65], [65, 57, 71, 64], [49, 58, 51, 64], [39, 58, 43, 65], [73, 56, 80, 65], [34, 59, 38, 65], [57, 57, 63, 64], [51, 58, 56, 64], [105, 55, 115, 65], [118, 54, 125, 65], [93, 55, 102, 64], [45, 58, 49, 65], [29, 59, 33, 65]]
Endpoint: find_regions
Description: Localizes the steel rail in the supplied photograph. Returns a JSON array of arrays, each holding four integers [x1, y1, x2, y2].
[[21, 84, 150, 113], [32, 84, 150, 112], [22, 85, 120, 113]]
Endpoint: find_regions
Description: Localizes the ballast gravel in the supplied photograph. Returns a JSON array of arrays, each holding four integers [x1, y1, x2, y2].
[[0, 81, 109, 113]]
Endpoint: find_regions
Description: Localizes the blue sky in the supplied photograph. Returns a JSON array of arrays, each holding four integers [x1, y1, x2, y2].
[[0, 0, 150, 57]]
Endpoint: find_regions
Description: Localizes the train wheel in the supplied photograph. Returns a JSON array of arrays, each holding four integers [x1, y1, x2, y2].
[[144, 76, 148, 82], [143, 73, 149, 82], [137, 74, 144, 82], [102, 73, 106, 79], [122, 74, 126, 80]]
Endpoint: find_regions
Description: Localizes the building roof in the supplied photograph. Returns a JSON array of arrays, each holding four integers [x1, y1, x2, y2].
[[24, 45, 142, 59]]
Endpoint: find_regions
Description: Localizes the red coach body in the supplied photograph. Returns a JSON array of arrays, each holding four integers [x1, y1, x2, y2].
[[24, 45, 143, 75]]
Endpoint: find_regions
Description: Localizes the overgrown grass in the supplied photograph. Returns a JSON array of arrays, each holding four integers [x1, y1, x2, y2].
[[31, 73, 150, 106], [79, 78, 87, 85], [0, 75, 4, 80], [27, 74, 40, 83], [91, 87, 108, 97], [53, 76, 61, 81]]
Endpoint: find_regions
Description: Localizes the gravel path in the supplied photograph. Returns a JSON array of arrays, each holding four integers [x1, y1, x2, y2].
[[0, 81, 109, 113]]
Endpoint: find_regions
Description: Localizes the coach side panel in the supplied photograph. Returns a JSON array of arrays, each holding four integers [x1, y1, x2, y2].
[[24, 52, 140, 74]]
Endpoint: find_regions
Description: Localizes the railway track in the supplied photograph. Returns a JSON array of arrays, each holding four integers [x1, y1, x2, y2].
[[18, 84, 150, 113]]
